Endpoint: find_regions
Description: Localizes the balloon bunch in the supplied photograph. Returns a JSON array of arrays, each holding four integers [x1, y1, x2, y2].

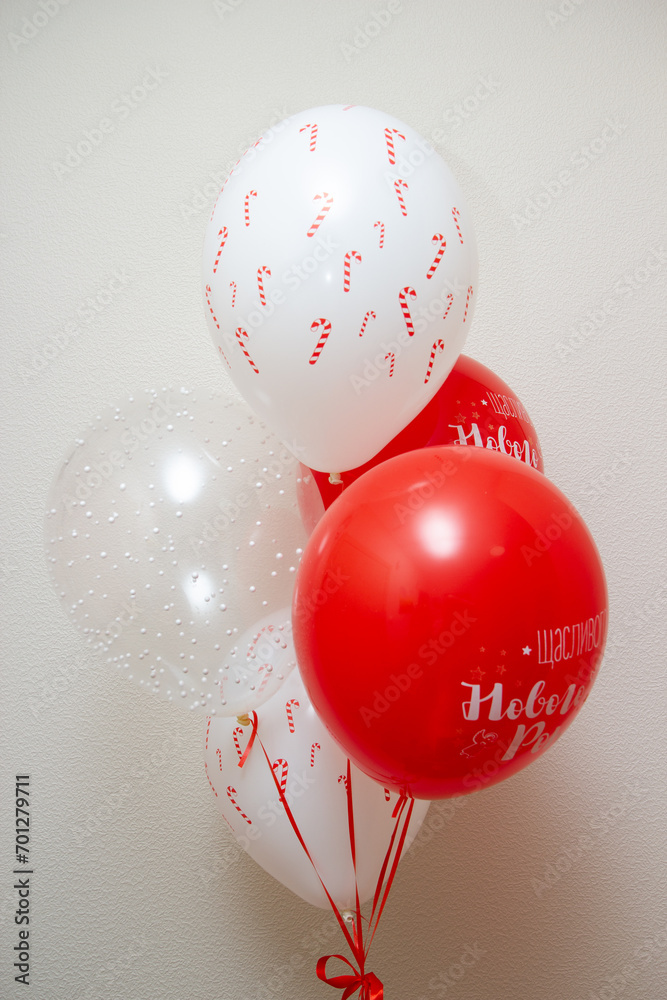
[[45, 104, 608, 999]]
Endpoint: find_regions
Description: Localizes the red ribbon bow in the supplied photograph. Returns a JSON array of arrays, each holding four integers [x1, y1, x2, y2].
[[317, 955, 383, 1000]]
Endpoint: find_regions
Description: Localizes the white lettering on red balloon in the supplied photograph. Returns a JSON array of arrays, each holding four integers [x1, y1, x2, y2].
[[537, 608, 608, 668], [485, 390, 534, 427], [460, 678, 586, 761], [447, 420, 540, 468]]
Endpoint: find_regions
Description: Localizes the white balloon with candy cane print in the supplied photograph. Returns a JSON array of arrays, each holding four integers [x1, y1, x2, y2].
[[203, 104, 478, 474], [204, 660, 430, 909]]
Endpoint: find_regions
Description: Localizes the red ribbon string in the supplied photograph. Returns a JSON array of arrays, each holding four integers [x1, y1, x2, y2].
[[344, 759, 365, 959], [365, 795, 414, 956], [254, 729, 360, 962], [246, 717, 414, 1000]]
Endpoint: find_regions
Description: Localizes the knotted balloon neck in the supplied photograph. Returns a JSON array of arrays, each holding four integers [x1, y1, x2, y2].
[[236, 711, 258, 768]]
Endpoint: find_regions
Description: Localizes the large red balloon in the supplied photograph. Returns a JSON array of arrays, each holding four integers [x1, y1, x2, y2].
[[292, 446, 607, 799], [296, 354, 544, 532]]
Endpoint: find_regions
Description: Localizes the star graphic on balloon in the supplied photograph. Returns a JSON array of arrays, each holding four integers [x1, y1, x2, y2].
[[455, 412, 465, 423], [500, 649, 506, 656], [481, 399, 488, 406], [496, 664, 506, 675], [472, 410, 480, 419], [479, 646, 486, 653], [471, 667, 485, 681], [522, 646, 532, 655]]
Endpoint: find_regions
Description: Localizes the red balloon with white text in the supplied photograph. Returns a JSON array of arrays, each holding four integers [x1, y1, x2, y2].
[[292, 446, 607, 799], [296, 354, 543, 531]]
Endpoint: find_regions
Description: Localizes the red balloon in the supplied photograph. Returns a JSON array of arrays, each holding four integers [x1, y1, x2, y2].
[[292, 446, 607, 799], [296, 355, 544, 531]]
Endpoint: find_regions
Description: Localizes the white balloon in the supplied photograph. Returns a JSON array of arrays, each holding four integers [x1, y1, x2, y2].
[[203, 104, 478, 474], [205, 661, 430, 910], [44, 388, 307, 713]]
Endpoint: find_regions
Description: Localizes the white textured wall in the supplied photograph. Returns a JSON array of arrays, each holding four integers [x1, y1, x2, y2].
[[1, 1, 666, 998]]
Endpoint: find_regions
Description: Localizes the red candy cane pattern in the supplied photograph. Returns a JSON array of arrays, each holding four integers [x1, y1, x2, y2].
[[235, 327, 259, 373], [343, 251, 362, 292], [229, 281, 237, 307], [426, 233, 447, 280], [307, 192, 333, 237], [217, 345, 231, 369], [384, 127, 405, 165], [232, 726, 244, 760], [374, 220, 385, 248], [299, 123, 318, 152], [213, 227, 229, 274], [257, 266, 271, 306], [248, 623, 285, 657], [216, 748, 223, 771], [385, 352, 395, 377], [443, 292, 454, 320], [256, 664, 272, 696], [394, 178, 408, 216], [384, 788, 391, 802], [424, 339, 445, 384], [272, 758, 289, 793], [205, 284, 219, 329], [310, 743, 321, 767], [464, 285, 473, 322], [338, 774, 349, 790], [205, 761, 218, 799], [359, 310, 376, 337], [399, 286, 417, 337], [286, 699, 300, 732], [244, 190, 257, 227], [309, 318, 331, 365], [226, 786, 252, 824], [452, 206, 463, 244]]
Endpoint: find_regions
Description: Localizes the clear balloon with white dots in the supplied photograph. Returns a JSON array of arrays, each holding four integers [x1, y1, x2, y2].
[[44, 387, 306, 714]]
